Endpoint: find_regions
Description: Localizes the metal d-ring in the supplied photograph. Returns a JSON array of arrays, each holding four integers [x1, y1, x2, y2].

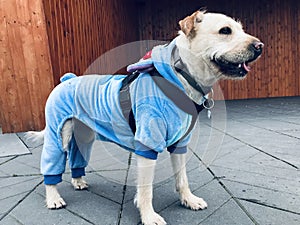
[[203, 98, 215, 110], [203, 89, 215, 110]]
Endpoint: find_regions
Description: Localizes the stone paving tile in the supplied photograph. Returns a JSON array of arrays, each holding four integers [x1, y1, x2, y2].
[[223, 179, 300, 214], [0, 176, 42, 200], [120, 180, 230, 225], [211, 165, 300, 197], [0, 133, 30, 157], [198, 199, 255, 225], [241, 200, 300, 225], [35, 181, 120, 225], [17, 132, 44, 149], [0, 157, 40, 177], [0, 156, 15, 164], [88, 141, 131, 171], [157, 180, 234, 225], [80, 172, 126, 204], [0, 97, 299, 225], [241, 118, 300, 132], [3, 190, 94, 225], [0, 194, 29, 216], [220, 122, 300, 168]]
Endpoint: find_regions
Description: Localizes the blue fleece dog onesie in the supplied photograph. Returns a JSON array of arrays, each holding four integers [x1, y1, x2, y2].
[[41, 38, 207, 185]]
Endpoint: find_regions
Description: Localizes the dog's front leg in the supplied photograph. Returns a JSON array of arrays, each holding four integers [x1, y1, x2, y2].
[[135, 155, 166, 225], [45, 185, 66, 209], [171, 153, 207, 210]]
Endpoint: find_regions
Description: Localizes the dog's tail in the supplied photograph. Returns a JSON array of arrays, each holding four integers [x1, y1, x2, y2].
[[25, 130, 45, 143]]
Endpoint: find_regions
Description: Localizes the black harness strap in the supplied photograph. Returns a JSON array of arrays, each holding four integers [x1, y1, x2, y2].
[[149, 70, 205, 141], [119, 71, 140, 134], [119, 69, 206, 143]]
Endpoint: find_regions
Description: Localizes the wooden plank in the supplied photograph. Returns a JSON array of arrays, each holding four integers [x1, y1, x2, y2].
[[5, 0, 33, 131], [0, 0, 53, 132], [29, 0, 54, 127], [0, 0, 20, 131], [297, 0, 300, 95]]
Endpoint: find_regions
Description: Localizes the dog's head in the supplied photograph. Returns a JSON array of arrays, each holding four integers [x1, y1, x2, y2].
[[178, 10, 263, 81]]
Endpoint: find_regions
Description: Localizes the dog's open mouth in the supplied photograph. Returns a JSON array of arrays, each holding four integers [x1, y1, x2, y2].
[[212, 56, 255, 78]]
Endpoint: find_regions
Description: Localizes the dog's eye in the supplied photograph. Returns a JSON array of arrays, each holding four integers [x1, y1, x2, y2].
[[219, 27, 232, 35]]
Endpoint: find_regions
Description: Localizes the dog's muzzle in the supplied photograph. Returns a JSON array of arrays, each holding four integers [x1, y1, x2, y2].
[[213, 41, 264, 78]]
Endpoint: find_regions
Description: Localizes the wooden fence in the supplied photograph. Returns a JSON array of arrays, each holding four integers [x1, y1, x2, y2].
[[1, 0, 299, 132], [0, 0, 54, 132]]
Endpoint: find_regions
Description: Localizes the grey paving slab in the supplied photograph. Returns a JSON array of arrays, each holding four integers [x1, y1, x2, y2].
[[211, 165, 300, 195], [156, 180, 233, 225], [282, 129, 300, 139], [223, 180, 300, 214], [241, 200, 300, 225], [0, 214, 23, 225], [242, 118, 300, 132], [0, 156, 15, 164], [123, 150, 215, 204], [118, 198, 140, 225], [222, 121, 300, 168], [80, 172, 126, 204], [17, 132, 44, 149], [198, 199, 255, 225], [120, 169, 215, 224], [6, 190, 94, 225], [0, 155, 40, 176], [0, 176, 42, 200], [0, 97, 299, 225], [0, 193, 28, 216], [211, 145, 299, 176], [0, 133, 30, 157], [35, 181, 120, 225]]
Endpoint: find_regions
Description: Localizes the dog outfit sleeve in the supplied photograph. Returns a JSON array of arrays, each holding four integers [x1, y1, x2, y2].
[[167, 133, 191, 155], [134, 103, 167, 160]]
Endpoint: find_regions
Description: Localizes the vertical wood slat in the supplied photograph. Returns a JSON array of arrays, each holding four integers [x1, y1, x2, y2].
[[297, 0, 300, 95], [43, 0, 139, 84], [0, 0, 54, 132]]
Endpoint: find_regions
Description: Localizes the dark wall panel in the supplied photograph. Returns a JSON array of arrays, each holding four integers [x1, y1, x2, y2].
[[137, 0, 300, 99], [43, 0, 139, 84]]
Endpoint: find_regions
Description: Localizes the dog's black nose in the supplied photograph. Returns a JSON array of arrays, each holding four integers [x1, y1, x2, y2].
[[251, 41, 264, 55]]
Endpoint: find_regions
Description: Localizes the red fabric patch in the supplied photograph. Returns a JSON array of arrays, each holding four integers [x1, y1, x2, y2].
[[142, 50, 152, 60]]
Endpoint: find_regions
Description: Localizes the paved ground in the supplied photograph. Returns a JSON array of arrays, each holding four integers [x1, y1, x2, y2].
[[0, 97, 299, 225]]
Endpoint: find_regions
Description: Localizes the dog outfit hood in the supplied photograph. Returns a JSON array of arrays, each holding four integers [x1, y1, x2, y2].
[[127, 38, 185, 92], [127, 38, 209, 105]]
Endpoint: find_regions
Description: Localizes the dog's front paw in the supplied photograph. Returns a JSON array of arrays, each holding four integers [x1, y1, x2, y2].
[[181, 191, 208, 210], [141, 211, 167, 225], [45, 185, 67, 209], [71, 177, 88, 190]]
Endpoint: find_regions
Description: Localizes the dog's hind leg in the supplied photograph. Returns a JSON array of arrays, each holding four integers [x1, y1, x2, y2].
[[68, 118, 95, 190], [135, 155, 167, 225], [171, 153, 208, 210], [43, 119, 73, 209], [61, 119, 74, 150]]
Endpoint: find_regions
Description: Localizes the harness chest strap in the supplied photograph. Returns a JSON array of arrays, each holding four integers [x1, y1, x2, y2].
[[119, 69, 206, 145]]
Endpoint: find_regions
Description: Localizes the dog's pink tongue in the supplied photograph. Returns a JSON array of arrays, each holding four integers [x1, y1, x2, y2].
[[243, 62, 251, 72]]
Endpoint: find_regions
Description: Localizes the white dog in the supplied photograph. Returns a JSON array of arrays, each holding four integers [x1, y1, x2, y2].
[[28, 10, 263, 225]]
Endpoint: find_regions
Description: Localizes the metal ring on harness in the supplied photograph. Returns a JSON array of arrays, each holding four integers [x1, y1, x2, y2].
[[203, 98, 214, 110], [202, 88, 214, 110]]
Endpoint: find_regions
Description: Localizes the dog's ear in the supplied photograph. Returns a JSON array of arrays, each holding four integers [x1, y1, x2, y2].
[[179, 10, 205, 37]]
